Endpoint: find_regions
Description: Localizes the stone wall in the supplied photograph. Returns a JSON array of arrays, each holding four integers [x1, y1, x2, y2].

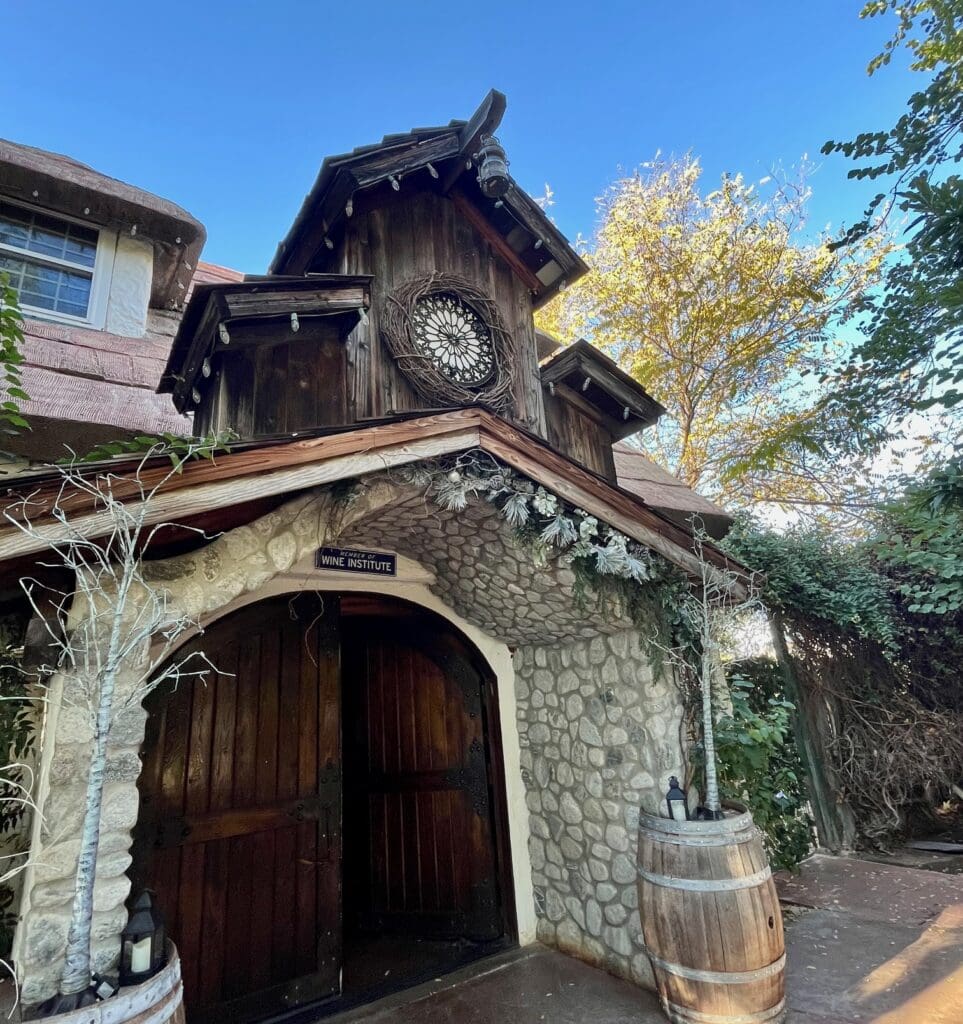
[[15, 473, 692, 1003], [513, 629, 685, 988]]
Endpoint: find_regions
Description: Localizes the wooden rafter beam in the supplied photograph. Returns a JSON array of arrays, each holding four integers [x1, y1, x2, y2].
[[441, 89, 507, 194], [450, 189, 542, 295]]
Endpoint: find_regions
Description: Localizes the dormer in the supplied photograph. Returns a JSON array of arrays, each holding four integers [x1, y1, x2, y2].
[[163, 92, 587, 441], [540, 338, 665, 480], [0, 138, 204, 333]]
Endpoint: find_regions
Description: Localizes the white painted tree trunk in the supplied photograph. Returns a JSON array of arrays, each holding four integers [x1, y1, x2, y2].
[[701, 653, 722, 815], [59, 578, 132, 996]]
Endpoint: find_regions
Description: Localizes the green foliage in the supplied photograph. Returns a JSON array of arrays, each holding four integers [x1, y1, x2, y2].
[[73, 430, 236, 468], [873, 456, 963, 614], [0, 272, 29, 436], [710, 665, 813, 871], [0, 604, 34, 960], [723, 472, 963, 845], [723, 514, 901, 653], [823, 0, 963, 436]]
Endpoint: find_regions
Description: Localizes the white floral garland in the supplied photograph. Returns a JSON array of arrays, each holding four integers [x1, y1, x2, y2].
[[399, 452, 658, 584]]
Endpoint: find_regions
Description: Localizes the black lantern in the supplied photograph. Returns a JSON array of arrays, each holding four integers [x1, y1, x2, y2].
[[120, 890, 166, 987], [666, 776, 690, 822], [475, 135, 510, 198]]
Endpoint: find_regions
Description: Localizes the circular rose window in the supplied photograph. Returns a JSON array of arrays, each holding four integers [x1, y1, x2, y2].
[[409, 292, 497, 387]]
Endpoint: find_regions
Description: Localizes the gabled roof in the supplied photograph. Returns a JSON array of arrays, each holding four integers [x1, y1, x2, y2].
[[0, 138, 205, 309], [0, 408, 747, 594], [269, 91, 587, 307]]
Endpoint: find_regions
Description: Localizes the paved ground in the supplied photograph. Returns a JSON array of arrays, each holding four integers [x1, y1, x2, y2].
[[2, 854, 958, 1022], [325, 946, 667, 1024], [327, 853, 963, 1024], [777, 854, 963, 1023]]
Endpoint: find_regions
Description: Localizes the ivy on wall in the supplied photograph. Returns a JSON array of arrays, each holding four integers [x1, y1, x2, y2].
[[710, 663, 813, 871], [0, 604, 33, 959], [723, 461, 963, 847]]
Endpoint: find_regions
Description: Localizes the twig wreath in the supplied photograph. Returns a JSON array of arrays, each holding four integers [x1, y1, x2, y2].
[[382, 272, 517, 409]]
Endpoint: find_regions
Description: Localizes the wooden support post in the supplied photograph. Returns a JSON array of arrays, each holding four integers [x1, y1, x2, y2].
[[769, 613, 855, 853]]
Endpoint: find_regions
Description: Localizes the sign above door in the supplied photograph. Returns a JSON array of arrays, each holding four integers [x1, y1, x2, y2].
[[315, 547, 397, 577]]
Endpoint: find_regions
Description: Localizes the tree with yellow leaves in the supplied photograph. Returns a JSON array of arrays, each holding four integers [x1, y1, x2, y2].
[[538, 156, 892, 524]]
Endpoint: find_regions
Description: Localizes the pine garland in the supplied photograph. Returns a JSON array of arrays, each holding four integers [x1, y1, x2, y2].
[[396, 452, 702, 665]]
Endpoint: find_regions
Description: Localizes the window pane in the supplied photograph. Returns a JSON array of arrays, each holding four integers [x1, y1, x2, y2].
[[0, 204, 30, 249], [0, 252, 91, 316], [0, 201, 98, 269]]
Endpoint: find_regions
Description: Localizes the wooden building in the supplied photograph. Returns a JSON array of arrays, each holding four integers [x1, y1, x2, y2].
[[2, 93, 738, 1021]]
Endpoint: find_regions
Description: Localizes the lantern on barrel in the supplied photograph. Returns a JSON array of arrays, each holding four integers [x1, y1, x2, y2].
[[119, 890, 166, 986], [665, 775, 690, 821]]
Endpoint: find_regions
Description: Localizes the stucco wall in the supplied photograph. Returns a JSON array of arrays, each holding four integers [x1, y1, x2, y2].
[[105, 235, 153, 337], [514, 631, 685, 988]]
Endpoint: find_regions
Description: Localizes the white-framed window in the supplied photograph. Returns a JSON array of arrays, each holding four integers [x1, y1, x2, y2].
[[0, 198, 115, 328]]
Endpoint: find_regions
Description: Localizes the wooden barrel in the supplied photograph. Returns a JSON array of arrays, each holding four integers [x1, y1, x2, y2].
[[636, 806, 786, 1024], [43, 943, 185, 1024]]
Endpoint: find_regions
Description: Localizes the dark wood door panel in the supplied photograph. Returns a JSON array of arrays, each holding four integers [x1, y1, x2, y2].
[[343, 618, 503, 941], [134, 594, 342, 1022]]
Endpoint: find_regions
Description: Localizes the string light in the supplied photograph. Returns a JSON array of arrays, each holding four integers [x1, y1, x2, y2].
[[426, 163, 439, 179], [291, 312, 300, 332], [345, 197, 354, 217], [388, 174, 401, 191], [217, 323, 230, 345]]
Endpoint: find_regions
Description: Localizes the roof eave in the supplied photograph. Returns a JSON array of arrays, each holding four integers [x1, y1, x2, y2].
[[0, 138, 206, 310], [0, 408, 749, 595]]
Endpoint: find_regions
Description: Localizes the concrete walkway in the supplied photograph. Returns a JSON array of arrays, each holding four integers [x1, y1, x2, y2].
[[327, 854, 963, 1024], [325, 946, 667, 1024], [778, 853, 963, 1023]]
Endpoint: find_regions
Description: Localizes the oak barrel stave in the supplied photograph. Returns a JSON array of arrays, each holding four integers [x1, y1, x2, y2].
[[637, 806, 785, 1024]]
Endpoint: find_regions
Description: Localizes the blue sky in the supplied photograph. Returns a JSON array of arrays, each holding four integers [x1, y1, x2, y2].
[[2, 1, 918, 273]]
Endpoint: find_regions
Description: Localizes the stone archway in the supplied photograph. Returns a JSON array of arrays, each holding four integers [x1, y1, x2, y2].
[[15, 469, 684, 1004]]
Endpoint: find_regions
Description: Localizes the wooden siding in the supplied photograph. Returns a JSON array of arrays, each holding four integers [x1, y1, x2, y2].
[[196, 320, 347, 438], [315, 191, 547, 435], [543, 389, 618, 481]]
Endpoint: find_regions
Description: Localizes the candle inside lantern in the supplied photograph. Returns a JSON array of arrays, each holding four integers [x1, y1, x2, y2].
[[129, 936, 152, 975]]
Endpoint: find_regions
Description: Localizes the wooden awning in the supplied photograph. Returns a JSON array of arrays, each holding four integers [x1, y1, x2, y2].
[[0, 408, 747, 592], [159, 275, 372, 411], [540, 340, 665, 440]]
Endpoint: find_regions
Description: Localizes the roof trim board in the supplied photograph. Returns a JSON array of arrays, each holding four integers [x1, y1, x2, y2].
[[0, 408, 746, 593]]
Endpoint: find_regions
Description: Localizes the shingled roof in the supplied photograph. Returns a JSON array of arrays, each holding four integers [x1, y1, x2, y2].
[[269, 91, 587, 307], [613, 441, 732, 539], [0, 138, 206, 309]]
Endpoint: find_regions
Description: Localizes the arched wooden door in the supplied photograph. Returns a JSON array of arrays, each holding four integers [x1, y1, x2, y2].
[[341, 610, 507, 944], [132, 594, 342, 1024]]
